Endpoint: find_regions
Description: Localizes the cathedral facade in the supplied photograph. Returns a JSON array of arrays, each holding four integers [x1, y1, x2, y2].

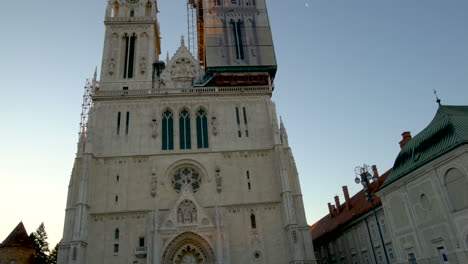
[[57, 1, 315, 263]]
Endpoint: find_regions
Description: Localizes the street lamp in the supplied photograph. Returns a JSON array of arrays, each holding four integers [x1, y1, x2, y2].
[[355, 164, 390, 264]]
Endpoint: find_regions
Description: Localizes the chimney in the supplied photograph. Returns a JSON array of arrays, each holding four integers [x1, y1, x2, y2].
[[343, 186, 352, 209], [399, 131, 412, 149], [334, 195, 341, 212], [372, 165, 379, 179], [328, 203, 333, 216]]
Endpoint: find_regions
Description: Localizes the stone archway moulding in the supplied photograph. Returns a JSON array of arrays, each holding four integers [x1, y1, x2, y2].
[[161, 232, 216, 264]]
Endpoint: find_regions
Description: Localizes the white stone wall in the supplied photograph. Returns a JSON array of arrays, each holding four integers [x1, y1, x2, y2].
[[378, 145, 468, 264]]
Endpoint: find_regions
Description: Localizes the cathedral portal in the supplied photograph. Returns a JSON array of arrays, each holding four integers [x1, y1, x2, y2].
[[162, 232, 215, 264]]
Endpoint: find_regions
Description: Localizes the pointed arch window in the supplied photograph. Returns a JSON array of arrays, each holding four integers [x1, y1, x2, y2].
[[114, 229, 120, 240], [162, 109, 174, 150], [179, 108, 191, 149], [130, 10, 135, 17], [112, 2, 120, 17], [250, 213, 256, 229], [145, 2, 152, 16], [123, 34, 137, 79], [196, 108, 209, 148], [230, 19, 245, 60], [445, 168, 468, 211]]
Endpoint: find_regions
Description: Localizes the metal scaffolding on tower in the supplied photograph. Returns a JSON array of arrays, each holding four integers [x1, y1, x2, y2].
[[187, 0, 198, 60], [79, 69, 98, 139]]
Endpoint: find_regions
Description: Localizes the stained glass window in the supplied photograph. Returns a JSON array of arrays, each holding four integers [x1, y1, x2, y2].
[[179, 109, 191, 149], [172, 167, 201, 193], [162, 109, 174, 150], [196, 108, 209, 148]]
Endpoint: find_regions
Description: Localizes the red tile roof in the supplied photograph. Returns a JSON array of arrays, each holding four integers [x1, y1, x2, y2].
[[310, 170, 391, 242]]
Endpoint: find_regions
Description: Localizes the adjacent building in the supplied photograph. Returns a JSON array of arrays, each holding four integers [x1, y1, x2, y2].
[[0, 222, 35, 264], [377, 105, 468, 264], [311, 169, 396, 264], [57, 0, 315, 263]]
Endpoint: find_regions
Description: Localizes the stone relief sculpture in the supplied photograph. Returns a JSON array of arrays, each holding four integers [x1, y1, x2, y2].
[[139, 57, 146, 75], [151, 169, 157, 197], [151, 117, 158, 139], [211, 116, 218, 136], [177, 200, 197, 225], [215, 167, 222, 193], [108, 58, 115, 75]]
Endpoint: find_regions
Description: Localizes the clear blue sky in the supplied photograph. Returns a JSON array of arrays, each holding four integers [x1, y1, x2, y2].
[[1, 0, 467, 247]]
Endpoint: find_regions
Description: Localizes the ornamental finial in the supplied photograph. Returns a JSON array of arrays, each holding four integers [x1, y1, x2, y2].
[[433, 89, 441, 105]]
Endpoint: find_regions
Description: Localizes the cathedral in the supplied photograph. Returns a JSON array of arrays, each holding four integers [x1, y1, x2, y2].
[[58, 0, 316, 263]]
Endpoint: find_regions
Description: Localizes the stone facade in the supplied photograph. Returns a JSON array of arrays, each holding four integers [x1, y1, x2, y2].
[[0, 222, 35, 264], [57, 0, 315, 263]]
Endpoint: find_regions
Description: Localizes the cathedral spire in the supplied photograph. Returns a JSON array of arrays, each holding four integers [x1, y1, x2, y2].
[[280, 117, 289, 147]]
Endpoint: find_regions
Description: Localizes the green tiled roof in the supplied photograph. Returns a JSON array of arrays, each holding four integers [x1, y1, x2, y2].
[[381, 105, 468, 189]]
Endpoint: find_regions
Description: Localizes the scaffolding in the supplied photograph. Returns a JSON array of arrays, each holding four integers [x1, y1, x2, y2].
[[187, 0, 276, 70], [79, 69, 98, 139], [187, 2, 198, 60]]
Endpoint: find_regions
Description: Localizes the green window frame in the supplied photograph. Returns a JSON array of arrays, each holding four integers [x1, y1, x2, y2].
[[162, 109, 174, 150], [179, 108, 191, 149], [196, 108, 209, 148]]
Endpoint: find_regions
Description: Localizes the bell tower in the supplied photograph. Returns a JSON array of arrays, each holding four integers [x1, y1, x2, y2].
[[100, 0, 161, 91]]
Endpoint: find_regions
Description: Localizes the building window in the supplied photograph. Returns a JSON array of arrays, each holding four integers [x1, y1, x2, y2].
[[145, 3, 152, 16], [250, 213, 256, 229], [179, 108, 191, 149], [370, 223, 376, 239], [230, 20, 245, 60], [196, 108, 209, 148], [114, 229, 119, 240], [162, 109, 174, 150], [117, 112, 121, 135], [123, 34, 137, 79], [172, 167, 201, 193], [115, 195, 119, 202], [444, 168, 467, 211], [247, 170, 251, 190], [235, 107, 240, 124], [130, 9, 135, 17], [380, 217, 387, 233], [125, 112, 130, 135], [408, 253, 417, 264], [72, 247, 77, 260], [139, 237, 145, 247], [377, 250, 383, 262], [388, 247, 394, 260], [114, 244, 119, 254], [242, 107, 248, 124]]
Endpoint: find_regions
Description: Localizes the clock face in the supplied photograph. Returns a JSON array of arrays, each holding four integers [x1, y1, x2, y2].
[[127, 0, 139, 4]]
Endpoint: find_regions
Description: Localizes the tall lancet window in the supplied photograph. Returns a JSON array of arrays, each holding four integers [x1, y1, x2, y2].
[[179, 108, 192, 149], [230, 20, 245, 60], [123, 34, 137, 79], [196, 108, 209, 148], [162, 109, 174, 150]]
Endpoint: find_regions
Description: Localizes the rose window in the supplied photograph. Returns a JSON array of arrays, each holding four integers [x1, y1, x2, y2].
[[172, 167, 201, 193]]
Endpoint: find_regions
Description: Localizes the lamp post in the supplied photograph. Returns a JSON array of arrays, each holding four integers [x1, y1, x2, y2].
[[354, 164, 390, 264]]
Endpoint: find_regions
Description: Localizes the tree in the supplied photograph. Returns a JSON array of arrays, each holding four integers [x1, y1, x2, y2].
[[30, 223, 50, 264], [47, 243, 59, 264]]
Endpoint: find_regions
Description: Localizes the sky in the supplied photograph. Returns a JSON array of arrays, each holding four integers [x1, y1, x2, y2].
[[0, 0, 468, 248]]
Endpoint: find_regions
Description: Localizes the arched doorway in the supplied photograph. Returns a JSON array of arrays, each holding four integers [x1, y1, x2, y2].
[[162, 232, 215, 264]]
